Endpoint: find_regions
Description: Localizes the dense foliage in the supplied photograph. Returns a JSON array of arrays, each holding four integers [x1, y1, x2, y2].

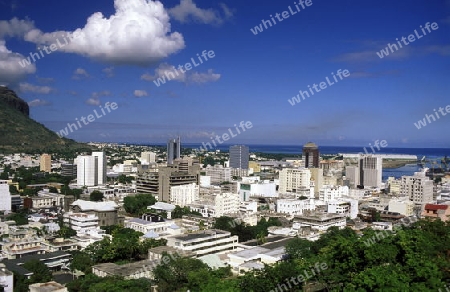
[[213, 216, 282, 242], [123, 193, 157, 216]]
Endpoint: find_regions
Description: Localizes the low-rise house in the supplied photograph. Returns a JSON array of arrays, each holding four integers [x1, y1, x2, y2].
[[421, 203, 450, 222]]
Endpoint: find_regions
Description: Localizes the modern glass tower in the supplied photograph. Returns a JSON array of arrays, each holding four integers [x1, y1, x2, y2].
[[167, 136, 181, 165]]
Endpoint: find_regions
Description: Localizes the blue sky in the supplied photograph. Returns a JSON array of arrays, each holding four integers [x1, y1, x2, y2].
[[0, 0, 449, 147]]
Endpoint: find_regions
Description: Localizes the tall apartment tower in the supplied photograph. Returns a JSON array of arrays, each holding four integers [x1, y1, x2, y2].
[[229, 145, 249, 169], [40, 154, 51, 173], [359, 155, 382, 189], [302, 142, 319, 168], [141, 151, 156, 163], [77, 156, 98, 187], [167, 137, 181, 165], [400, 172, 433, 204], [92, 152, 107, 185]]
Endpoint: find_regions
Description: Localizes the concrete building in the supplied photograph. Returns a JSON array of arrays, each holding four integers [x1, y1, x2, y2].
[[276, 198, 315, 216], [319, 185, 349, 202], [400, 172, 433, 205], [29, 281, 67, 292], [92, 152, 107, 185], [239, 181, 277, 201], [360, 155, 382, 189], [214, 193, 240, 217], [39, 154, 51, 173], [92, 260, 156, 280], [388, 198, 415, 216], [293, 213, 346, 231], [327, 199, 358, 219], [302, 142, 319, 168], [345, 166, 360, 189], [310, 168, 323, 196], [421, 203, 450, 222], [1, 227, 45, 259], [70, 200, 122, 227], [124, 214, 173, 235], [167, 137, 181, 165], [205, 165, 231, 185], [278, 168, 311, 194], [0, 180, 11, 212], [166, 229, 238, 256], [136, 164, 200, 202], [61, 163, 77, 177], [170, 183, 199, 207], [387, 177, 401, 194], [63, 213, 99, 233], [140, 151, 156, 164], [0, 264, 13, 292], [76, 155, 98, 187], [229, 145, 249, 170]]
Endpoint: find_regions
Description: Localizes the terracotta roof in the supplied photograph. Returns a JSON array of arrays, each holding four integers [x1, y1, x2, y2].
[[424, 204, 449, 211]]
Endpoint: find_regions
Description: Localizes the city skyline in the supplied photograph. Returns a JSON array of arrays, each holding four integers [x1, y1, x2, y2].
[[0, 0, 449, 147]]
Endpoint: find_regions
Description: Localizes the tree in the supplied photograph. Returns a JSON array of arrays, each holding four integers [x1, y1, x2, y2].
[[58, 226, 77, 238], [9, 184, 18, 194], [123, 193, 156, 216], [23, 259, 52, 284], [90, 190, 104, 202], [48, 186, 59, 193], [70, 251, 94, 274]]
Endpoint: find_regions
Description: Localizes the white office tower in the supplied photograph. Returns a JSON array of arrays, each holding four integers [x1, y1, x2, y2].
[[141, 151, 156, 164], [360, 155, 382, 189], [77, 156, 98, 187], [345, 166, 360, 189], [92, 152, 107, 185], [319, 185, 349, 202], [400, 172, 433, 204], [279, 168, 311, 193], [0, 180, 12, 212], [170, 183, 199, 207]]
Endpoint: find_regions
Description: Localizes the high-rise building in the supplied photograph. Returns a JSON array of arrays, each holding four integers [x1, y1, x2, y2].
[[0, 180, 12, 212], [40, 154, 51, 173], [167, 137, 181, 165], [92, 152, 107, 185], [359, 155, 382, 188], [77, 156, 98, 187], [229, 145, 249, 169], [302, 142, 319, 168], [141, 151, 156, 163], [279, 168, 311, 193], [400, 172, 433, 204]]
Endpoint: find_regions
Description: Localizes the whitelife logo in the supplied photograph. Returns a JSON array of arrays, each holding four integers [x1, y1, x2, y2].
[[57, 102, 118, 138], [414, 104, 450, 130], [376, 22, 439, 59], [153, 50, 215, 87]]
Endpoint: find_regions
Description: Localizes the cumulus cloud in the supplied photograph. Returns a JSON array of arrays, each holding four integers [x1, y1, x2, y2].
[[28, 99, 51, 107], [0, 17, 35, 39], [23, 0, 185, 66], [168, 0, 233, 25], [102, 67, 114, 77], [86, 90, 111, 106], [19, 82, 54, 94], [189, 69, 220, 83], [134, 89, 148, 97], [72, 68, 90, 79], [0, 40, 36, 85], [141, 63, 220, 84]]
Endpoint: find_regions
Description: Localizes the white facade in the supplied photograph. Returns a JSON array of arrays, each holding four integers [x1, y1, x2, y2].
[[278, 168, 311, 193], [64, 212, 99, 233], [294, 214, 346, 231], [360, 155, 382, 189], [140, 151, 156, 164], [77, 155, 98, 187], [388, 198, 415, 216], [0, 265, 13, 292], [0, 181, 11, 212], [92, 152, 107, 185], [124, 218, 173, 235], [345, 166, 360, 188], [170, 183, 199, 207], [400, 172, 433, 204], [319, 185, 349, 202], [276, 198, 315, 216], [166, 229, 238, 256], [205, 165, 232, 185], [214, 193, 240, 217], [327, 199, 358, 219], [387, 177, 402, 194]]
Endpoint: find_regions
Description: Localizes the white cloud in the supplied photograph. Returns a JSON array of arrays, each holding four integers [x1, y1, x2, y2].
[[168, 0, 232, 25], [141, 63, 220, 84], [28, 99, 51, 107], [19, 82, 53, 94], [0, 17, 35, 39], [72, 68, 90, 79], [86, 98, 101, 106], [24, 0, 185, 66], [0, 40, 36, 85], [134, 89, 148, 97], [102, 67, 114, 77], [189, 69, 220, 83]]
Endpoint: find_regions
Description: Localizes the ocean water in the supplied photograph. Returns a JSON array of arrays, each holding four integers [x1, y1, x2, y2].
[[160, 143, 450, 179]]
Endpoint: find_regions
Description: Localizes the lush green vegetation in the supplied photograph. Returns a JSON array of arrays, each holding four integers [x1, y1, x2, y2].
[[171, 205, 202, 218], [123, 193, 157, 216], [13, 259, 53, 292], [90, 190, 104, 202], [213, 216, 282, 242]]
